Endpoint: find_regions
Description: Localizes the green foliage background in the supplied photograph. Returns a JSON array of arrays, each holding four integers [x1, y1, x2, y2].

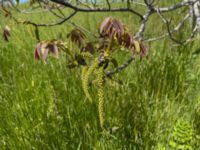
[[0, 1, 200, 149]]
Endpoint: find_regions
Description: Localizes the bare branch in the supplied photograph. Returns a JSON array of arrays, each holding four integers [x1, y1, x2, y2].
[[47, 8, 64, 18], [192, 1, 200, 29], [106, 0, 111, 10], [145, 13, 190, 42], [153, 0, 199, 13], [66, 21, 98, 37], [131, 1, 146, 7], [3, 0, 200, 45], [135, 9, 152, 39], [155, 2, 200, 45], [17, 11, 77, 27], [50, 0, 144, 19], [141, 0, 200, 44], [144, 0, 155, 7], [106, 55, 135, 77], [156, 9, 187, 44]]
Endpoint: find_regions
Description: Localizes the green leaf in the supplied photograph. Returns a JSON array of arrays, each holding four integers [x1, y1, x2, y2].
[[169, 140, 176, 148], [133, 41, 140, 53]]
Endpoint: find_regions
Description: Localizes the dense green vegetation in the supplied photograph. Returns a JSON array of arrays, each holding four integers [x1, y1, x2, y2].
[[0, 1, 200, 149]]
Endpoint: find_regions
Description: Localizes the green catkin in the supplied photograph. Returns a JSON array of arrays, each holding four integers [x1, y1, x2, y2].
[[81, 66, 89, 99], [81, 52, 93, 58], [81, 58, 99, 102], [96, 67, 105, 129]]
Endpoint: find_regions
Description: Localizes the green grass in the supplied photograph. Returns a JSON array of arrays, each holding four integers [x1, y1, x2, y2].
[[0, 2, 200, 149]]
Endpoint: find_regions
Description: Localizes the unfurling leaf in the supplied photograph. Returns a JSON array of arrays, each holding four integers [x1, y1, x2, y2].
[[140, 42, 148, 57], [99, 17, 111, 35], [81, 42, 94, 53], [34, 43, 42, 60], [133, 40, 148, 58], [46, 43, 59, 58], [122, 33, 134, 48], [99, 17, 125, 41], [3, 25, 11, 42], [133, 40, 141, 53], [67, 28, 86, 47], [34, 41, 59, 62]]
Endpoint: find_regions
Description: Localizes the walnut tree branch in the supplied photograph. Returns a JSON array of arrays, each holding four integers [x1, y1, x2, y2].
[[145, 13, 190, 42], [49, 0, 144, 19], [106, 55, 135, 77], [17, 10, 77, 27]]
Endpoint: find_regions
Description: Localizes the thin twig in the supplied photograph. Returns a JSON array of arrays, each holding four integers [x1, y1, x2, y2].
[[153, 0, 198, 13], [106, 0, 111, 10], [135, 9, 152, 39], [106, 55, 135, 77], [145, 13, 190, 42], [16, 11, 77, 27], [50, 0, 144, 19]]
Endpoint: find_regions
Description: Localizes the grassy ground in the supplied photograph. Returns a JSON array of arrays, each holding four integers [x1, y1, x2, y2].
[[0, 1, 200, 149]]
